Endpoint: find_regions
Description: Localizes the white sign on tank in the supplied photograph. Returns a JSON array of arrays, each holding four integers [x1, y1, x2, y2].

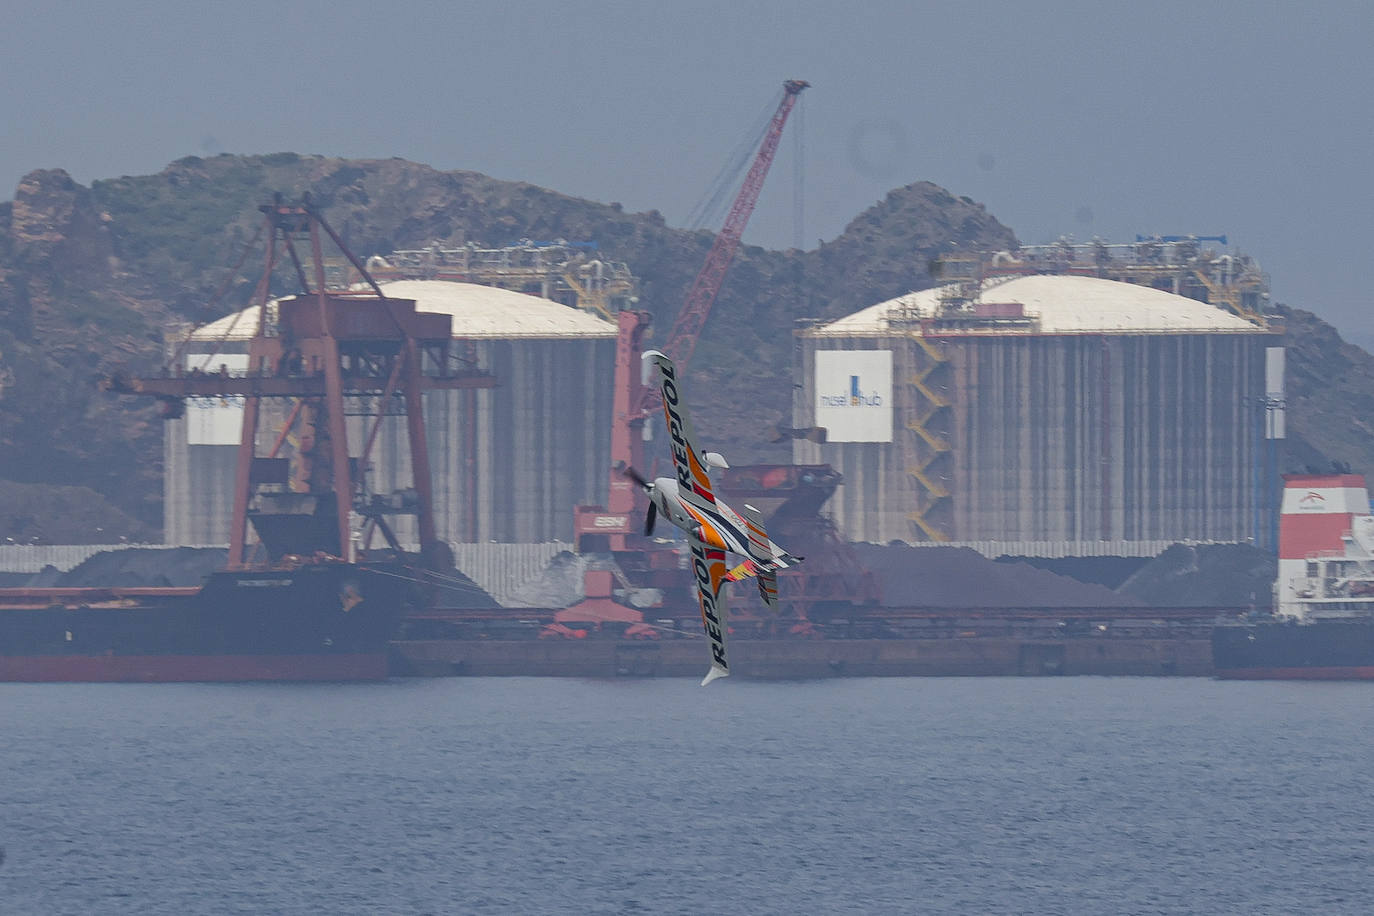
[[814, 350, 893, 443]]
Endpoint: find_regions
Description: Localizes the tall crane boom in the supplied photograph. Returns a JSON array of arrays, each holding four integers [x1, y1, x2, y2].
[[573, 80, 808, 559], [660, 79, 809, 373]]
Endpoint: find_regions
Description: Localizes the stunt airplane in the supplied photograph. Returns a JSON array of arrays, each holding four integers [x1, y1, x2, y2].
[[623, 350, 803, 686]]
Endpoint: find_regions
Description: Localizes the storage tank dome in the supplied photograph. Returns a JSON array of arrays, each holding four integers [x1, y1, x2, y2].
[[375, 280, 616, 338], [190, 279, 617, 341], [813, 274, 1261, 336]]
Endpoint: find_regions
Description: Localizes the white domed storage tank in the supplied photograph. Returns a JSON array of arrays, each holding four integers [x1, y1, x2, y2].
[[164, 280, 617, 546], [795, 274, 1277, 555]]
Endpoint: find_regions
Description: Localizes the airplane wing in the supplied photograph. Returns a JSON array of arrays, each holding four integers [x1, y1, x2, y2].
[[687, 532, 731, 686], [645, 350, 718, 512]]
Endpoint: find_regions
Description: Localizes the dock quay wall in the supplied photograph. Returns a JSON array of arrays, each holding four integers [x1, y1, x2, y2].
[[390, 635, 1215, 679]]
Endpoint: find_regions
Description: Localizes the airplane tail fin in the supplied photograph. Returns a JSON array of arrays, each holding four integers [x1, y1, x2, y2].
[[755, 566, 779, 609], [721, 558, 777, 607], [723, 559, 758, 586], [742, 504, 781, 610]]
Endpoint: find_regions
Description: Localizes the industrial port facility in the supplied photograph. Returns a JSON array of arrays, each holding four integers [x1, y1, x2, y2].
[[133, 226, 1284, 684], [89, 232, 1291, 679], [0, 79, 1318, 681], [166, 236, 1280, 562], [1, 243, 1291, 680]]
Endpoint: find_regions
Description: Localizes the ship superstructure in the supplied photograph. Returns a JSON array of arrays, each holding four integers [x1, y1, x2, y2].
[[1214, 472, 1374, 678], [1275, 473, 1374, 619]]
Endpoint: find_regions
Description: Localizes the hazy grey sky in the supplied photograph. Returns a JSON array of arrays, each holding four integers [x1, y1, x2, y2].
[[5, 1, 1371, 345]]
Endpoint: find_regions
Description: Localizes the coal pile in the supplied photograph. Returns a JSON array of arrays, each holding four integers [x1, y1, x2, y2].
[[851, 544, 1143, 608], [426, 564, 501, 609], [10, 547, 502, 609], [1115, 544, 1275, 608], [50, 547, 228, 588], [996, 555, 1151, 590]]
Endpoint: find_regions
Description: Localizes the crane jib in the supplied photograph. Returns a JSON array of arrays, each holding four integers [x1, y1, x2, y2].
[[660, 78, 809, 379]]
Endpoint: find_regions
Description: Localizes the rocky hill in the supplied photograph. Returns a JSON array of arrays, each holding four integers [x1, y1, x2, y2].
[[1272, 304, 1374, 473], [0, 153, 1367, 541], [0, 156, 1014, 541]]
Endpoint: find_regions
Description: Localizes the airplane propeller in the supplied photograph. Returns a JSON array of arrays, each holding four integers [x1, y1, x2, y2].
[[621, 465, 651, 490], [620, 465, 658, 537]]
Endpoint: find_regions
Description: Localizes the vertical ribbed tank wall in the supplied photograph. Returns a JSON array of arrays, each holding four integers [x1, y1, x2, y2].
[[164, 338, 614, 547], [163, 340, 249, 546], [795, 332, 1268, 549], [164, 437, 239, 544], [412, 337, 614, 543]]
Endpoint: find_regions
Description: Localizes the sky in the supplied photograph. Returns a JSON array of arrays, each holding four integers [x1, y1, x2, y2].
[[5, 1, 1372, 347]]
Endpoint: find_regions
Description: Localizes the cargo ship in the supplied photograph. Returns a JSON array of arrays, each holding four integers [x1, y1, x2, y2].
[[0, 559, 413, 682], [0, 199, 493, 682], [1213, 472, 1374, 679]]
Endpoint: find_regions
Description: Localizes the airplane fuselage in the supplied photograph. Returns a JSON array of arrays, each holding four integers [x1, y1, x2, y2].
[[652, 477, 767, 558]]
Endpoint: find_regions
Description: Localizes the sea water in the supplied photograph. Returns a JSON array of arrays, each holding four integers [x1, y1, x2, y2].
[[2, 677, 1372, 915]]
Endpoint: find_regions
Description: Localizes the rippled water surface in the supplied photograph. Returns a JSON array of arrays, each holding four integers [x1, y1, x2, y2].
[[2, 677, 1373, 915]]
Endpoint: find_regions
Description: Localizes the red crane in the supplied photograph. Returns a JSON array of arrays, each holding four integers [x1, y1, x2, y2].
[[658, 78, 809, 376], [573, 79, 808, 566]]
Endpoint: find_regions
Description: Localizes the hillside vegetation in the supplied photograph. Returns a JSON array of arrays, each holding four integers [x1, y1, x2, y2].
[[0, 154, 1364, 540]]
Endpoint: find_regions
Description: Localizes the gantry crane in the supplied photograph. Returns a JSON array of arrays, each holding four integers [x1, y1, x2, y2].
[[104, 196, 495, 571]]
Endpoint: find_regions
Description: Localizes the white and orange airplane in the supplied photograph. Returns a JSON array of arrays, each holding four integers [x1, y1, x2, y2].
[[624, 350, 803, 686]]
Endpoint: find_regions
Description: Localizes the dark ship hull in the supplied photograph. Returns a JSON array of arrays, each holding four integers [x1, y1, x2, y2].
[[1212, 619, 1374, 679], [0, 562, 414, 683]]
